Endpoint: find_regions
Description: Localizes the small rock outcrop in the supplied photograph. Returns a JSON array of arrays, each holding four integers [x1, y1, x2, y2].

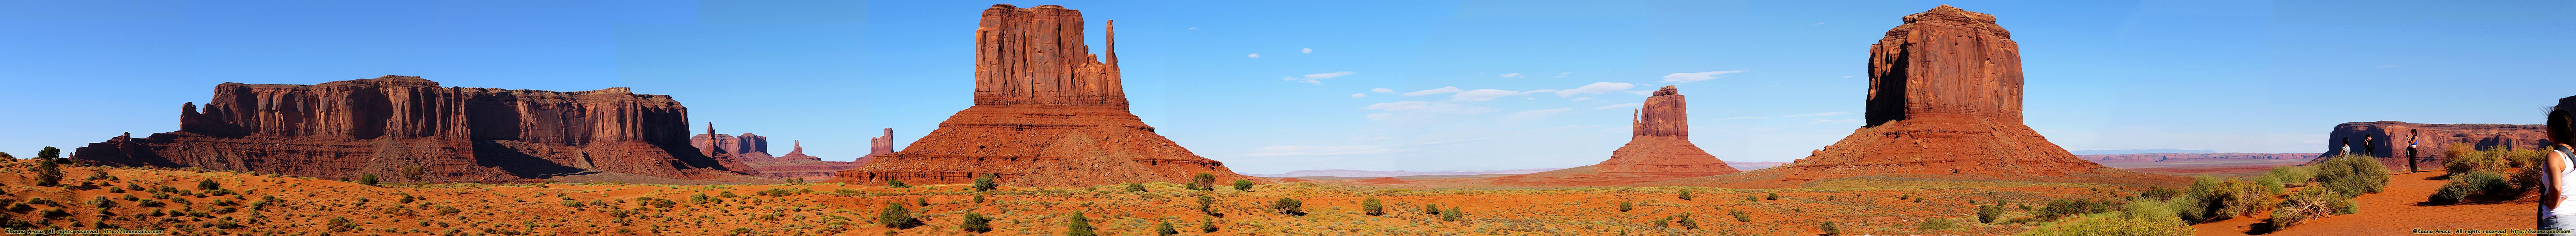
[[739, 140, 867, 179], [73, 76, 759, 183], [867, 128, 896, 157], [2309, 121, 2550, 171], [1493, 86, 1739, 186], [1644, 6, 2180, 188], [828, 4, 1253, 186]]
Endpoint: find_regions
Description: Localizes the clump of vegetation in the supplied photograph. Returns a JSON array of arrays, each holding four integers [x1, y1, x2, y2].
[[1064, 212, 1097, 236], [1765, 192, 1779, 201], [198, 179, 221, 190], [1916, 217, 1959, 230], [2175, 176, 2272, 223], [877, 202, 919, 229], [1232, 179, 1255, 191], [2313, 154, 2392, 196], [2035, 198, 2118, 222], [1155, 220, 1180, 235], [972, 173, 998, 191], [959, 212, 993, 233], [1977, 205, 2005, 223], [1440, 206, 1462, 221], [1195, 195, 1217, 216], [1361, 197, 1384, 216], [1199, 216, 1220, 233], [1730, 210, 1750, 222], [1422, 203, 1440, 215], [2265, 166, 2314, 187], [1677, 189, 1694, 200], [32, 158, 62, 186], [1818, 221, 1840, 235], [1618, 201, 1633, 212], [358, 173, 380, 186], [885, 179, 909, 188], [1672, 213, 1698, 229], [1189, 173, 1216, 191], [2428, 170, 2511, 204], [1124, 183, 1148, 192], [1271, 197, 1305, 216], [2269, 188, 2357, 231]]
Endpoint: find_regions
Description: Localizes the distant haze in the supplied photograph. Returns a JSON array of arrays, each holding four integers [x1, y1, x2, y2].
[[2070, 149, 2216, 155]]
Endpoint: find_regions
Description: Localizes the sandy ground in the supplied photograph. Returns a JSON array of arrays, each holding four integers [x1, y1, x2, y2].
[[2194, 170, 2537, 236]]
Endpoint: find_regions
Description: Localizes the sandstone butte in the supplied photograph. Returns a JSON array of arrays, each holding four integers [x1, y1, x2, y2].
[[692, 124, 876, 179], [2309, 121, 2551, 172], [1644, 6, 2183, 188], [827, 4, 1253, 187], [70, 76, 765, 184], [1490, 86, 1741, 186]]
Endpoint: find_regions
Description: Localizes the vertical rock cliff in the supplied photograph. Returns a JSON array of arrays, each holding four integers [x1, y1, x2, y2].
[[1644, 6, 2179, 188], [830, 4, 1253, 186], [2309, 121, 2550, 171], [74, 76, 758, 183], [1493, 86, 1739, 186], [866, 128, 896, 157]]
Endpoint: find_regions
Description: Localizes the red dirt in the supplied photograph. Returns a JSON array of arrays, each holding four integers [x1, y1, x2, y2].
[[2193, 170, 2535, 235]]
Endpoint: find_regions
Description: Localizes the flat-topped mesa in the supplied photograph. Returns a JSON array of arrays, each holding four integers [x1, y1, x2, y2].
[[1866, 4, 2023, 127], [1636, 6, 2177, 188], [2310, 121, 2550, 171], [1632, 86, 1689, 138], [78, 76, 757, 183], [974, 4, 1125, 108], [832, 5, 1253, 187]]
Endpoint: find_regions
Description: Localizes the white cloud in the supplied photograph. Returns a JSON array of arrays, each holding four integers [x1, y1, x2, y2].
[[1812, 22, 1826, 25], [1360, 100, 1498, 122], [1247, 53, 1261, 58], [1624, 90, 1656, 96], [1281, 71, 1355, 84], [1451, 89, 1521, 101], [1572, 97, 1596, 101], [1594, 103, 1642, 110], [1363, 101, 1439, 111], [1370, 88, 1394, 93], [1301, 48, 1313, 54], [1350, 93, 1367, 98], [1187, 27, 1198, 30], [1807, 119, 1860, 125], [1660, 70, 1746, 83], [1507, 108, 1575, 120], [1551, 82, 1635, 97], [1555, 72, 1572, 78], [1499, 73, 1523, 78], [1717, 116, 1767, 120], [1402, 87, 1464, 96], [1781, 111, 1852, 118]]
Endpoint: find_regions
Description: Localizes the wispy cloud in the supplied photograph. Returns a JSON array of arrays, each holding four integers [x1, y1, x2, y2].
[[1661, 70, 1746, 83], [1717, 116, 1767, 120], [1550, 82, 1635, 97], [1301, 48, 1314, 54], [1451, 89, 1521, 101], [1281, 71, 1355, 84], [1402, 87, 1464, 96], [1554, 72, 1572, 78], [1781, 111, 1852, 118], [1506, 108, 1575, 120], [1499, 73, 1523, 78], [1350, 93, 1367, 98], [1247, 53, 1261, 58], [1594, 103, 1642, 110], [1244, 144, 1398, 157], [1370, 88, 1394, 93]]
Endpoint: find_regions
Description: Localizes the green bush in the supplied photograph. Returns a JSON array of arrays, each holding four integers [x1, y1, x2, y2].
[[1233, 180, 1254, 191], [1064, 212, 1097, 236], [885, 179, 908, 188], [1423, 203, 1440, 215], [972, 173, 998, 192], [35, 147, 60, 162], [2177, 176, 2272, 223], [1818, 221, 1840, 235], [2265, 166, 2314, 187], [1678, 190, 1694, 200], [1440, 206, 1462, 221], [1124, 183, 1147, 192], [358, 173, 379, 186], [2314, 154, 2391, 196], [1674, 213, 1698, 229], [1917, 218, 1959, 230], [877, 202, 918, 229], [1765, 192, 1779, 201], [2429, 170, 2511, 204], [32, 161, 61, 186], [1271, 197, 1304, 216], [1361, 197, 1384, 216], [1191, 173, 1216, 191], [2014, 213, 2189, 236], [1618, 201, 1633, 212], [1155, 219, 1179, 235], [2255, 176, 2285, 195], [1195, 195, 1216, 216], [2446, 144, 2505, 175], [2036, 198, 2114, 221], [1731, 210, 1751, 222], [959, 212, 992, 232], [1199, 216, 1219, 233], [1977, 205, 2005, 223]]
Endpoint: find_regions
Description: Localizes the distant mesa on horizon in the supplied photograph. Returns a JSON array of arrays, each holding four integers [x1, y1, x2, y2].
[[1644, 6, 2186, 188], [1490, 85, 1743, 186], [695, 124, 877, 179], [2067, 149, 2215, 155], [1243, 168, 1565, 178], [826, 4, 1255, 187], [71, 76, 766, 184], [2310, 120, 2551, 172]]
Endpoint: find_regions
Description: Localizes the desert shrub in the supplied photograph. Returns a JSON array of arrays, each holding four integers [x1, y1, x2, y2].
[[1361, 197, 1384, 216], [878, 202, 919, 229], [1195, 195, 1216, 216], [2255, 176, 2285, 195], [1271, 197, 1304, 216], [1064, 212, 1097, 236], [1198, 216, 1219, 232], [33, 160, 61, 186], [35, 147, 59, 161], [2502, 148, 2549, 168], [1766, 192, 1779, 201], [358, 173, 379, 186], [1440, 206, 1462, 221], [1678, 190, 1694, 200], [885, 179, 908, 188], [89, 196, 113, 208], [0, 151, 11, 160], [397, 194, 414, 203], [2270, 188, 2357, 230], [2265, 166, 2314, 187], [1917, 217, 1959, 230], [1674, 213, 1698, 229], [1423, 203, 1440, 215], [2036, 198, 2115, 221], [1731, 210, 1750, 222], [1618, 201, 1633, 212], [1155, 220, 1179, 235], [86, 168, 111, 181], [972, 194, 986, 203], [972, 173, 998, 192], [1232, 180, 1254, 191], [2446, 145, 2506, 175], [2518, 160, 2548, 192], [561, 199, 584, 207], [198, 179, 220, 190], [2429, 170, 2511, 204], [959, 212, 992, 233], [916, 197, 930, 206], [2314, 154, 2392, 195], [1124, 183, 1147, 192], [2015, 213, 2189, 236], [1977, 205, 2005, 223], [2177, 176, 2272, 223], [1190, 173, 1216, 191], [720, 191, 740, 198], [1818, 221, 1840, 235]]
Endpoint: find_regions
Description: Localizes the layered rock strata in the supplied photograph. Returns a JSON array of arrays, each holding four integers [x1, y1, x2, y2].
[[2309, 121, 2550, 171], [829, 4, 1253, 186], [739, 140, 867, 179], [72, 76, 756, 183], [1645, 6, 2180, 188], [1493, 86, 1739, 186]]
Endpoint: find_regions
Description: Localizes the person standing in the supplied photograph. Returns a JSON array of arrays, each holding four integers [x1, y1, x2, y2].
[[2409, 131, 2420, 173], [2543, 98, 2574, 232]]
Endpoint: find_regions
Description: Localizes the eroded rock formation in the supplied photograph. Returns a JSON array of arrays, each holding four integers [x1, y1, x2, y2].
[[738, 140, 867, 179], [1644, 6, 2180, 188], [691, 128, 769, 155], [73, 76, 759, 183], [1493, 86, 1739, 186], [2309, 121, 2550, 171], [828, 4, 1253, 186], [867, 128, 895, 157]]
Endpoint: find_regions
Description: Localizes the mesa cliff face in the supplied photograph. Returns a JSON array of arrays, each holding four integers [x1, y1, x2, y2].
[[737, 140, 868, 179], [74, 76, 756, 183], [1644, 6, 2179, 188], [1493, 86, 1738, 186], [2309, 121, 2550, 171], [828, 4, 1252, 186], [866, 128, 895, 158]]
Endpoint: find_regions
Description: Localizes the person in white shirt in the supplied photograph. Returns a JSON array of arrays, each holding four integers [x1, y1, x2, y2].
[[2544, 98, 2573, 231]]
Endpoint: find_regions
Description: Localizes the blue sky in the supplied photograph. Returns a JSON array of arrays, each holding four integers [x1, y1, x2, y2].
[[2, 0, 2570, 175]]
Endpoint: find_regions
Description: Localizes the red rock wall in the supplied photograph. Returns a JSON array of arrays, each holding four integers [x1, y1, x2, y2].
[[2310, 121, 2550, 171], [1596, 86, 1736, 174], [1865, 5, 2023, 127], [831, 4, 1254, 187], [75, 76, 752, 183]]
